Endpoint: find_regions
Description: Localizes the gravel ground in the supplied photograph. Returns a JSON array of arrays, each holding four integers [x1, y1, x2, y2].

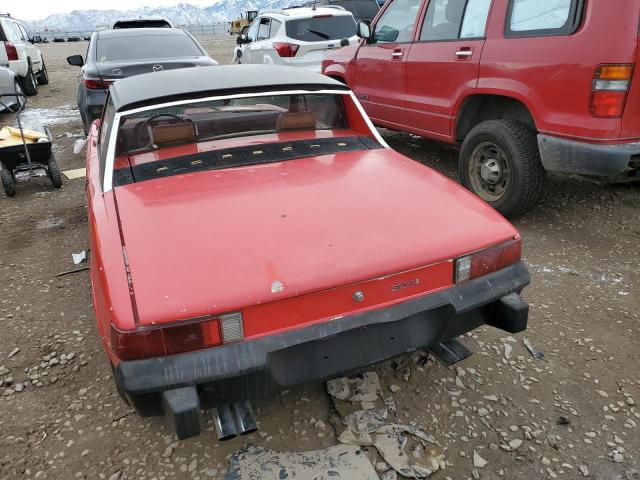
[[0, 37, 638, 480]]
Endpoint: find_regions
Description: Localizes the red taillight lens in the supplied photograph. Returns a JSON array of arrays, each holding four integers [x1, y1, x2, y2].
[[273, 42, 299, 58], [455, 238, 522, 283], [83, 77, 114, 90], [110, 317, 222, 361], [5, 41, 18, 61], [590, 64, 634, 118], [590, 91, 627, 117]]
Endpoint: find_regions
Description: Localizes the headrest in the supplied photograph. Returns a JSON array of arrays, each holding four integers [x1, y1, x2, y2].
[[445, 0, 466, 23], [276, 111, 317, 131], [151, 122, 196, 147]]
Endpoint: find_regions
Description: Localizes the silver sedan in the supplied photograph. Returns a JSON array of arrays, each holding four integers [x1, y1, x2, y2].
[[0, 66, 24, 113]]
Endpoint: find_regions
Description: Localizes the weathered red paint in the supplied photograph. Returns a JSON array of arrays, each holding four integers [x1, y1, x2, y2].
[[323, 0, 640, 144]]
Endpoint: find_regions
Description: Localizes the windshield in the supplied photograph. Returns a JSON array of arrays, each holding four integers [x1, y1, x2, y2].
[[97, 34, 201, 62], [286, 15, 357, 41], [115, 93, 349, 157]]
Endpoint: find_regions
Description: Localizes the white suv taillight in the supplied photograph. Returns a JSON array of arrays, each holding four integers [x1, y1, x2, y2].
[[5, 41, 18, 61], [273, 42, 300, 58], [455, 238, 522, 283], [590, 64, 634, 118]]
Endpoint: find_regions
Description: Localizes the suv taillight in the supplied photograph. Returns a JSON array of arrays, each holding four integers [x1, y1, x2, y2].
[[455, 238, 522, 284], [273, 42, 299, 58], [5, 41, 18, 61], [110, 312, 243, 361], [590, 64, 634, 118], [83, 76, 114, 90]]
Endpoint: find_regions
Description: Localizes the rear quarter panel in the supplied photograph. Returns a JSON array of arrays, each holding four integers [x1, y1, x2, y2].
[[481, 1, 640, 142], [86, 122, 137, 361]]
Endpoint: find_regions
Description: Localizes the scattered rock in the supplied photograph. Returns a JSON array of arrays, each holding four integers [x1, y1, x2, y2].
[[477, 408, 490, 417], [8, 348, 20, 358], [578, 465, 589, 477], [473, 451, 488, 469], [508, 439, 523, 450]]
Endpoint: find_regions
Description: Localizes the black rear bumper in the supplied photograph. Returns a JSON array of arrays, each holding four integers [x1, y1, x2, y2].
[[115, 262, 530, 414]]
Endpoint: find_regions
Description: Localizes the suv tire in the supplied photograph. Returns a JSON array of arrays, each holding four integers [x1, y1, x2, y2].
[[20, 62, 38, 96], [37, 59, 49, 85], [459, 119, 546, 218], [1, 168, 16, 197]]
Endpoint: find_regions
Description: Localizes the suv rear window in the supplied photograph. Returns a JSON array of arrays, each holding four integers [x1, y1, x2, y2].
[[97, 35, 202, 62], [285, 15, 356, 42], [113, 20, 171, 29], [506, 0, 584, 37]]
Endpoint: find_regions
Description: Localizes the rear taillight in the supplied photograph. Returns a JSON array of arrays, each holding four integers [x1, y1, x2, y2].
[[83, 76, 114, 90], [110, 312, 243, 361], [273, 42, 299, 58], [5, 41, 18, 61], [590, 64, 634, 118], [455, 238, 522, 284]]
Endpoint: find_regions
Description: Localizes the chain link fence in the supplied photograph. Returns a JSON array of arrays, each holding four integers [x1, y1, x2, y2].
[[35, 22, 230, 42]]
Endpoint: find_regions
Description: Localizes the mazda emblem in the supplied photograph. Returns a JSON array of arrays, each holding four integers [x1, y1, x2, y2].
[[152, 64, 163, 72], [353, 291, 364, 302]]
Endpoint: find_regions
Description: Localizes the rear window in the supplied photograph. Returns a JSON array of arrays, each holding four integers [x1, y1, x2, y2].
[[285, 15, 357, 42], [113, 20, 172, 29], [115, 93, 349, 157], [505, 0, 584, 37], [322, 0, 380, 21], [96, 35, 202, 62]]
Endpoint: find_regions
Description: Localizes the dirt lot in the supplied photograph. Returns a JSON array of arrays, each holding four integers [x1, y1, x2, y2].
[[0, 37, 639, 480]]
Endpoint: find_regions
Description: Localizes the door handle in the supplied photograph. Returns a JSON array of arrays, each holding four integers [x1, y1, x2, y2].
[[391, 49, 403, 60], [456, 48, 473, 59]]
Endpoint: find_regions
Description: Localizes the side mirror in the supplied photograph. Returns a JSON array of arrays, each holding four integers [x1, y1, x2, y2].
[[30, 35, 42, 44], [357, 21, 371, 39], [67, 54, 84, 67], [339, 37, 350, 47]]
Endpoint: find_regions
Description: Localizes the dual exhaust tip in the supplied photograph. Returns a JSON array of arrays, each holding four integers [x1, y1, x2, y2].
[[212, 400, 258, 441], [161, 386, 257, 441]]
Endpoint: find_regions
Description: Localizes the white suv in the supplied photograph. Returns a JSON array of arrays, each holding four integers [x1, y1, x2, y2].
[[0, 14, 48, 96], [235, 7, 357, 72]]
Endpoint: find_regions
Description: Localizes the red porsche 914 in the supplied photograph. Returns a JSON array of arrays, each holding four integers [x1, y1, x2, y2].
[[86, 65, 529, 439]]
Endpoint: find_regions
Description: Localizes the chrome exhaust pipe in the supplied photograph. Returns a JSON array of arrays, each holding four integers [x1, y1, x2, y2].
[[232, 400, 258, 435], [211, 404, 238, 441]]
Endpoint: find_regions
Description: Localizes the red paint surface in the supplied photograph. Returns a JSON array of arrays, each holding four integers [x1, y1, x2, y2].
[[243, 260, 453, 339], [113, 147, 517, 327], [323, 1, 640, 144]]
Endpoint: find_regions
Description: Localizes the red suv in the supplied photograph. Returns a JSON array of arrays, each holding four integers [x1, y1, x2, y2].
[[323, 0, 640, 217]]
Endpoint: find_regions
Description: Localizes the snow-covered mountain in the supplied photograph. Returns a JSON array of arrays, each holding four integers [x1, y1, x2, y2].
[[24, 1, 301, 32]]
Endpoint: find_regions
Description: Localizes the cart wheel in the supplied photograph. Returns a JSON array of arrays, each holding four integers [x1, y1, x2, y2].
[[1, 168, 16, 197], [48, 157, 63, 189]]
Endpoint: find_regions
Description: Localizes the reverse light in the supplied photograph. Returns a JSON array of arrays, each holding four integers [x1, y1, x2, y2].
[[590, 64, 634, 118], [83, 76, 115, 90], [110, 312, 243, 361], [273, 42, 300, 58], [5, 41, 18, 61], [455, 238, 522, 283]]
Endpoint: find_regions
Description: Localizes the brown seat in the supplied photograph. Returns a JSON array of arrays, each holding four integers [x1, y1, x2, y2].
[[276, 111, 317, 131], [151, 122, 197, 147]]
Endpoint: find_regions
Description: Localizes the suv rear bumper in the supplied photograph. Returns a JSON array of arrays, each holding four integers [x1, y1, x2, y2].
[[538, 134, 640, 177], [114, 262, 530, 417]]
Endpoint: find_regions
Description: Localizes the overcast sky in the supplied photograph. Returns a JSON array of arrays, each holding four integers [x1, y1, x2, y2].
[[10, 1, 215, 21]]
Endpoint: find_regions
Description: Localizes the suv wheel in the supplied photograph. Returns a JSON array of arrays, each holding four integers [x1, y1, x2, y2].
[[20, 63, 38, 96], [459, 119, 546, 218], [9, 78, 24, 112], [37, 59, 49, 85]]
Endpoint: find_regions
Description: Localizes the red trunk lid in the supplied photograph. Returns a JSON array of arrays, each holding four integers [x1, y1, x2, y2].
[[114, 149, 518, 327]]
